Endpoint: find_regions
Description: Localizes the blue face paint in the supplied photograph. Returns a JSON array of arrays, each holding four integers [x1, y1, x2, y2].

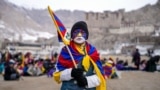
[[72, 29, 87, 39]]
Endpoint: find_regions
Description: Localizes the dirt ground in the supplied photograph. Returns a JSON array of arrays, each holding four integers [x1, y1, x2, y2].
[[0, 71, 160, 90]]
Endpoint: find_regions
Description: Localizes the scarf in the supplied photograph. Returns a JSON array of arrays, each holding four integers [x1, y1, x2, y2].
[[54, 41, 106, 90]]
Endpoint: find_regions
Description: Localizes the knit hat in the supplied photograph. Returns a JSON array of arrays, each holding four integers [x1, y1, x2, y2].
[[9, 59, 15, 64], [71, 21, 89, 39], [107, 57, 115, 66]]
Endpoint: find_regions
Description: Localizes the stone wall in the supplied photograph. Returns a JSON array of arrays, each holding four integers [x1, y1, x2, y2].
[[86, 9, 124, 29], [109, 25, 154, 35]]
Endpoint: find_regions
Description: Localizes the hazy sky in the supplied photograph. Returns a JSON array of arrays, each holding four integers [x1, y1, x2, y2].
[[7, 0, 158, 12]]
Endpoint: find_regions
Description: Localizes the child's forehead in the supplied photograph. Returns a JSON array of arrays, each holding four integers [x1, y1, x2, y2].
[[73, 29, 85, 32]]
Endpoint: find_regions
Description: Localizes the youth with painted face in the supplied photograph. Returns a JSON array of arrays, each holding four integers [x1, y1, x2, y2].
[[53, 21, 107, 90]]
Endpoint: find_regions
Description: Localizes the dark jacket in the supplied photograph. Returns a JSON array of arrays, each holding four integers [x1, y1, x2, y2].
[[145, 55, 160, 72], [4, 66, 19, 80]]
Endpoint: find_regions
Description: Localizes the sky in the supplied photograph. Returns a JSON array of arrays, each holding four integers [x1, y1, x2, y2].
[[7, 0, 158, 12]]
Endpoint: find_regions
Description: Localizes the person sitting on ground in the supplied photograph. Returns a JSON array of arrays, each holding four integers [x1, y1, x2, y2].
[[116, 60, 137, 71], [103, 57, 118, 79], [115, 60, 125, 70], [139, 59, 147, 71], [145, 55, 160, 72], [0, 61, 4, 74], [123, 60, 128, 67], [3, 60, 20, 81]]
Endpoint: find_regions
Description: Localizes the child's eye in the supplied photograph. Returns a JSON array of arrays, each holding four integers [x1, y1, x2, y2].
[[81, 31, 85, 34]]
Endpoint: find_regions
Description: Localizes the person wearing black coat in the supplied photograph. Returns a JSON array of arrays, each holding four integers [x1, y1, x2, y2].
[[4, 60, 20, 81], [132, 48, 141, 70], [145, 55, 160, 72]]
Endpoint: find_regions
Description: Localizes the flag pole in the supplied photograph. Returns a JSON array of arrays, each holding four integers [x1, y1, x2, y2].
[[48, 6, 77, 68]]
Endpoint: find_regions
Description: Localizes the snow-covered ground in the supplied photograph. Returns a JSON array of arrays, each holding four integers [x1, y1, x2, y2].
[[136, 45, 153, 55], [7, 28, 54, 41], [0, 20, 55, 41], [0, 21, 5, 29], [153, 49, 160, 56]]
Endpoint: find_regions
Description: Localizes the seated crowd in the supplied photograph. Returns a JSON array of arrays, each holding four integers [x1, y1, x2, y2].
[[0, 50, 160, 81], [0, 51, 57, 81], [101, 55, 160, 79]]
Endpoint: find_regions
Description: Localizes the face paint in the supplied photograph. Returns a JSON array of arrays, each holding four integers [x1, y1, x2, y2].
[[73, 36, 86, 44], [72, 29, 87, 39]]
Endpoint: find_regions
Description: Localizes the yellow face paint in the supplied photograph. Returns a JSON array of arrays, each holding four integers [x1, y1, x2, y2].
[[72, 29, 87, 39], [77, 32, 82, 37]]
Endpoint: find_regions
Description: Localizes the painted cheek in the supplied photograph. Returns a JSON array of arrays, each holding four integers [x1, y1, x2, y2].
[[72, 29, 87, 39], [72, 30, 80, 38], [82, 33, 87, 39]]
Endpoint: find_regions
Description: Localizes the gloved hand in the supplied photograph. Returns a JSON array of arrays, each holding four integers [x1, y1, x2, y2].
[[76, 76, 88, 87], [71, 68, 84, 79]]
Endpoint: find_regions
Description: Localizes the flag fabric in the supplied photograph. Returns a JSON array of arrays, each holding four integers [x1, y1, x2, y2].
[[54, 41, 106, 90], [48, 6, 76, 67], [48, 6, 70, 45], [53, 13, 66, 42]]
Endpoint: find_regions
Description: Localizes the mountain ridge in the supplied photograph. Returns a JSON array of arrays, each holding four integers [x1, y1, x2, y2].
[[0, 0, 160, 49]]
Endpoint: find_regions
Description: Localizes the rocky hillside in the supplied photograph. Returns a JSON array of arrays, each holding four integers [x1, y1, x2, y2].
[[0, 0, 85, 43], [0, 0, 53, 42], [124, 0, 160, 26], [0, 0, 160, 49]]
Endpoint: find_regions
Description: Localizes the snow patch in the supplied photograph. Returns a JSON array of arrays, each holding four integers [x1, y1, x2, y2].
[[0, 20, 5, 29], [0, 24, 5, 29], [25, 28, 54, 39], [136, 45, 153, 55], [8, 28, 15, 33], [12, 28, 55, 41], [21, 33, 37, 41]]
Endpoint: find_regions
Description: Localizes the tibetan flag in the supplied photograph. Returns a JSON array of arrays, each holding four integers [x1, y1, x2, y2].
[[48, 6, 70, 45], [54, 41, 107, 90]]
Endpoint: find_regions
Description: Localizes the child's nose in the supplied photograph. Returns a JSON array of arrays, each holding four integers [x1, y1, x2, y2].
[[77, 32, 82, 37]]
